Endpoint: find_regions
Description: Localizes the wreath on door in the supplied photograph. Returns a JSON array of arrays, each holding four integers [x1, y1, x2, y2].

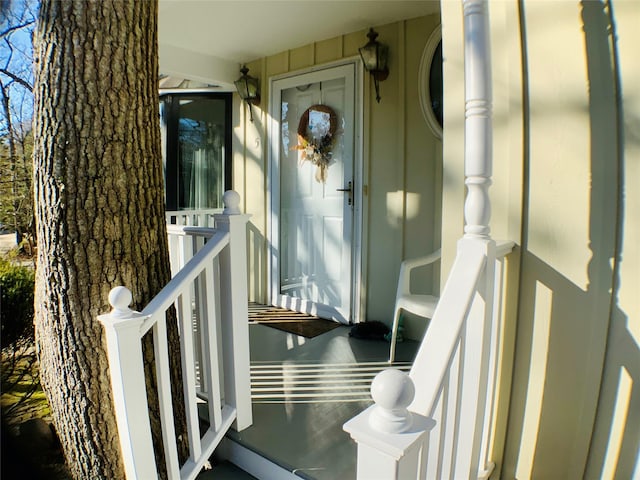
[[291, 104, 338, 183]]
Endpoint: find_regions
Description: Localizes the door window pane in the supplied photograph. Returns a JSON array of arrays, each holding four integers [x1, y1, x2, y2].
[[279, 78, 348, 306]]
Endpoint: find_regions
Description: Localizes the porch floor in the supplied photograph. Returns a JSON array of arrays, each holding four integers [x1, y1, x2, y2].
[[221, 317, 420, 479]]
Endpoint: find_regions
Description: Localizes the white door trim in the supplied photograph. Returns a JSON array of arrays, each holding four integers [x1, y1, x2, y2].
[[266, 60, 366, 323]]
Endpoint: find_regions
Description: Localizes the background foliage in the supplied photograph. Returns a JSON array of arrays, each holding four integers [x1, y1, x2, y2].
[[1, 0, 37, 244], [0, 257, 34, 348]]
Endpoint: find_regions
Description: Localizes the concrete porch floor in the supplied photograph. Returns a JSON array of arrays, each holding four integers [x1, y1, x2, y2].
[[215, 321, 420, 480]]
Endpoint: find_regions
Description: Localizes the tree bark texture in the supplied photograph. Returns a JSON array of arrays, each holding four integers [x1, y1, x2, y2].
[[33, 1, 186, 478]]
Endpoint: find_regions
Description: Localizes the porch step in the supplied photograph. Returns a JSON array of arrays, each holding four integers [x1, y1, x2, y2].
[[196, 459, 258, 480], [216, 438, 304, 480]]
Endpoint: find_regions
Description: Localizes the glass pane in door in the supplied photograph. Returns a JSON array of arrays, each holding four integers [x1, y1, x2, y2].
[[278, 77, 351, 311]]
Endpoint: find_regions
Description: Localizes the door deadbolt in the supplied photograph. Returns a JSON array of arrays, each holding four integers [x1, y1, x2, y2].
[[336, 181, 353, 205]]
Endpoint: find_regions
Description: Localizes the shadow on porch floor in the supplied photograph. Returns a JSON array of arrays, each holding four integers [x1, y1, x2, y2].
[[213, 320, 420, 480]]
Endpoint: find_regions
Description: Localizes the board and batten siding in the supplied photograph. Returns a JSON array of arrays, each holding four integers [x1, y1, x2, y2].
[[441, 1, 639, 478], [233, 14, 443, 339]]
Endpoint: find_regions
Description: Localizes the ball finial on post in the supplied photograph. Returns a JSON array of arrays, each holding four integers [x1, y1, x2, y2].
[[108, 286, 133, 318], [369, 369, 416, 434], [222, 190, 241, 215]]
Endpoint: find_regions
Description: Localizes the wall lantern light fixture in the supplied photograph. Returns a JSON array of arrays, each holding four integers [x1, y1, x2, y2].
[[234, 65, 260, 122], [359, 28, 389, 103]]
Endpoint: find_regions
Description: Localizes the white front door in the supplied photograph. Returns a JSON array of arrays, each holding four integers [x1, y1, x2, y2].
[[270, 64, 357, 323]]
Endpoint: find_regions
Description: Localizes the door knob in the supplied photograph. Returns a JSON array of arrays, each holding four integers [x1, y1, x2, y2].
[[336, 181, 353, 205]]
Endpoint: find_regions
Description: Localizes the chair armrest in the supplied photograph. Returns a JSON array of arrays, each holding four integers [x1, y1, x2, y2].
[[401, 248, 441, 271], [396, 249, 441, 299]]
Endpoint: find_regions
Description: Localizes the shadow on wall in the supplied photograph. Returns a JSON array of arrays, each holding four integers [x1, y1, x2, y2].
[[506, 253, 638, 479], [504, 1, 638, 478], [587, 308, 640, 478], [582, 0, 639, 476]]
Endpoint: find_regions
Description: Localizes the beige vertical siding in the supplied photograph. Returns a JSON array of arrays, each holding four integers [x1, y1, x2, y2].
[[234, 15, 443, 335], [442, 1, 639, 478]]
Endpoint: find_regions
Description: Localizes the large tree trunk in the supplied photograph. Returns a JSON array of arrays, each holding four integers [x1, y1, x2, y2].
[[33, 1, 186, 478]]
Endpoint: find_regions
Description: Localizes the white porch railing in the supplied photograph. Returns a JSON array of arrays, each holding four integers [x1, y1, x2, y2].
[[165, 223, 217, 398], [99, 191, 252, 480], [166, 208, 221, 229], [344, 0, 510, 478], [344, 239, 514, 479]]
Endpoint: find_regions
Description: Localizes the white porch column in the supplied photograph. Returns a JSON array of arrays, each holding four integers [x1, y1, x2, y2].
[[214, 190, 253, 430], [461, 1, 498, 477], [98, 286, 157, 480], [344, 369, 436, 479], [463, 0, 493, 239]]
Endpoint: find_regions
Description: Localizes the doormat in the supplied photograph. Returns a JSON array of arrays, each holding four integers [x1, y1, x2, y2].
[[248, 304, 341, 338]]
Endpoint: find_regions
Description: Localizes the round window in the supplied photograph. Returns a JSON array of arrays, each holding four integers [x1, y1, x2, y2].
[[419, 26, 443, 139]]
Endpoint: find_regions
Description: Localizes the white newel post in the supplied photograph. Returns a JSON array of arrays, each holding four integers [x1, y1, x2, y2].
[[98, 286, 158, 480], [461, 1, 497, 477], [463, 0, 493, 240], [344, 369, 436, 479], [214, 190, 253, 430]]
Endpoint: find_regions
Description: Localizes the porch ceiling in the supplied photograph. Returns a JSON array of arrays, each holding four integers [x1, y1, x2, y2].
[[158, 0, 440, 89]]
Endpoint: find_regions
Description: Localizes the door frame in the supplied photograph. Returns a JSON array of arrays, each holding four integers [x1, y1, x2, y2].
[[267, 59, 367, 324]]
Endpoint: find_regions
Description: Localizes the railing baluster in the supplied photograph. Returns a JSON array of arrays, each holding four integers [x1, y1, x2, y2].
[[177, 288, 202, 462], [213, 256, 225, 411], [478, 253, 506, 476], [169, 232, 181, 278], [193, 268, 205, 393], [443, 342, 461, 480], [180, 231, 194, 269], [202, 261, 223, 430], [425, 393, 442, 479], [153, 312, 181, 479], [195, 233, 208, 395], [165, 209, 221, 229], [428, 385, 442, 479]]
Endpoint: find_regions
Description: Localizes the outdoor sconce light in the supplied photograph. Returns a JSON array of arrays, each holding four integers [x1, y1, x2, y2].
[[234, 65, 260, 122], [359, 28, 389, 103]]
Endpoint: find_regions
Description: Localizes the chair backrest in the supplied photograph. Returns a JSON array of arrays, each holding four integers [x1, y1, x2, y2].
[[396, 248, 442, 300]]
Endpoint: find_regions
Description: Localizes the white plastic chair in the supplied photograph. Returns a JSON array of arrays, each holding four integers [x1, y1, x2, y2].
[[389, 248, 441, 363]]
